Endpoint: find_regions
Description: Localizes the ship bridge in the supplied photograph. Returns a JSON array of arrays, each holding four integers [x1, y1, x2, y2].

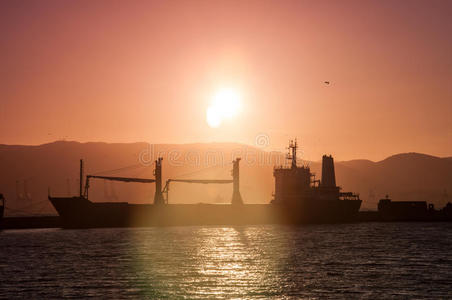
[[273, 139, 313, 202], [273, 139, 359, 203]]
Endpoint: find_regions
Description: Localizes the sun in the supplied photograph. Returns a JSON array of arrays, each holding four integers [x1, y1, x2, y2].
[[206, 88, 242, 128]]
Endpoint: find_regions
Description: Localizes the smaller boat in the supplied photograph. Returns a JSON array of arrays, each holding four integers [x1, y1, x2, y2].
[[378, 195, 452, 221]]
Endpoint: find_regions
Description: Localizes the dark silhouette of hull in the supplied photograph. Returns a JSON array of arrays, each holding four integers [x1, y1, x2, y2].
[[49, 196, 362, 228], [377, 196, 452, 222]]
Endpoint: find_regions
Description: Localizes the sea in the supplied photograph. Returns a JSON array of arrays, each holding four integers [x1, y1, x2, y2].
[[1, 223, 451, 299]]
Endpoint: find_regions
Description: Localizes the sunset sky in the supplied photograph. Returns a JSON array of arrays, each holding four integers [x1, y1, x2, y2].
[[1, 0, 451, 161]]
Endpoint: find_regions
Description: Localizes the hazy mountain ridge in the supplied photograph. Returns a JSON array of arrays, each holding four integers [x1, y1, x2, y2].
[[0, 141, 451, 215], [334, 153, 452, 209]]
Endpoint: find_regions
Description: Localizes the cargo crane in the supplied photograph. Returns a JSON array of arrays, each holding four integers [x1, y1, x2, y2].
[[162, 158, 243, 205], [83, 175, 155, 198], [162, 179, 233, 203], [81, 159, 164, 204], [76, 157, 243, 205]]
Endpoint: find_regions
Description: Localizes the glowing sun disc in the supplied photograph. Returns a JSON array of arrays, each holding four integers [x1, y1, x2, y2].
[[206, 88, 242, 128], [206, 106, 222, 128]]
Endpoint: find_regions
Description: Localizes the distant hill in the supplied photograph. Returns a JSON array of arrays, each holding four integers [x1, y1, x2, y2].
[[0, 142, 451, 215], [333, 153, 452, 210]]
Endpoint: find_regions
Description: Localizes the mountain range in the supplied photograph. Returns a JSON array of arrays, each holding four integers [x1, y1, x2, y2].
[[0, 141, 451, 216]]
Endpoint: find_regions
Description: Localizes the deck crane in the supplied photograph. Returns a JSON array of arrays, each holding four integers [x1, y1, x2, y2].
[[162, 179, 233, 204], [162, 158, 243, 205], [80, 157, 243, 205], [81, 158, 164, 204], [83, 175, 155, 199]]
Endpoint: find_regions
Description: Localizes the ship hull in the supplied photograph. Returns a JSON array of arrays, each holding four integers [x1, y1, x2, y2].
[[49, 197, 362, 228]]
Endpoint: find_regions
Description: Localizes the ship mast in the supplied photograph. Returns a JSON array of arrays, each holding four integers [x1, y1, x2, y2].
[[287, 139, 298, 169], [80, 159, 84, 197]]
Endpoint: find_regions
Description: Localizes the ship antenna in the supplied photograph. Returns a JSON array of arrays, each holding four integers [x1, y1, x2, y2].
[[287, 139, 298, 168]]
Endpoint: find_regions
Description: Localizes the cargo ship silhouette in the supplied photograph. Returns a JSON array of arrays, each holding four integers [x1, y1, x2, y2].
[[49, 140, 362, 228]]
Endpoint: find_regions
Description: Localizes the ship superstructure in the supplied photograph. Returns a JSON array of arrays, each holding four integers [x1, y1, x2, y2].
[[273, 139, 360, 203], [272, 140, 362, 222]]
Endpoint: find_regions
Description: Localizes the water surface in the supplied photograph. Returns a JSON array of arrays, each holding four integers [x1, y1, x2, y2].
[[1, 223, 451, 299]]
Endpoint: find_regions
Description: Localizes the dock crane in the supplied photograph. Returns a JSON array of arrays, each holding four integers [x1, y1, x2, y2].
[[162, 158, 243, 205]]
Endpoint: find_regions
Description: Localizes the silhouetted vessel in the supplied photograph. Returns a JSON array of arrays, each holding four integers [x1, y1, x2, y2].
[[378, 195, 452, 221], [49, 140, 362, 228]]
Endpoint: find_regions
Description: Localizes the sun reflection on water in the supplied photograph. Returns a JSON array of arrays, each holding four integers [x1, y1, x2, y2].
[[130, 226, 295, 298]]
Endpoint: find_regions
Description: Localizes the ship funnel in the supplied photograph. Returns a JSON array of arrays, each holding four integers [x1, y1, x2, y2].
[[321, 155, 336, 188]]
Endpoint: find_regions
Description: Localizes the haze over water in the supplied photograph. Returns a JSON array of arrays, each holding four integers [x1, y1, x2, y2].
[[1, 223, 451, 299]]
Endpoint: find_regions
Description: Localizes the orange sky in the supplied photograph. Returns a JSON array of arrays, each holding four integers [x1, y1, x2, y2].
[[1, 0, 451, 161]]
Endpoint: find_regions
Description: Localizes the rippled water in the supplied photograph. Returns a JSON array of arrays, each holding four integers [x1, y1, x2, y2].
[[1, 223, 452, 299]]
